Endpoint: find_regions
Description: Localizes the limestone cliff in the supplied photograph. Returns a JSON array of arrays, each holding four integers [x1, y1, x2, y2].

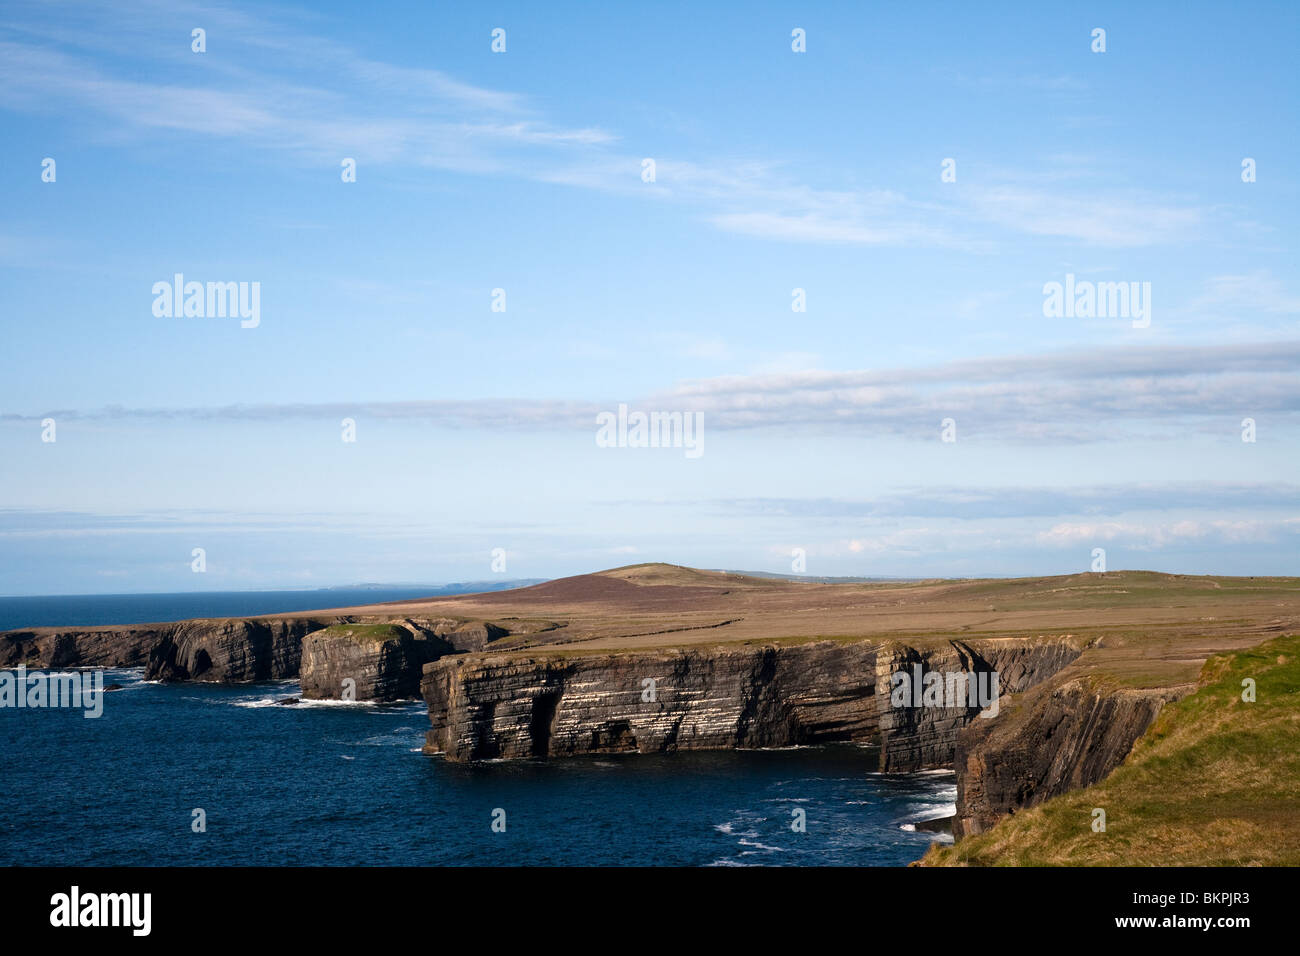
[[1, 616, 340, 682], [422, 637, 1085, 767], [952, 676, 1193, 836], [8, 564, 1288, 842], [146, 617, 331, 682], [302, 625, 435, 700], [1, 613, 510, 701], [1, 617, 336, 678], [877, 638, 1084, 770], [1, 625, 163, 670]]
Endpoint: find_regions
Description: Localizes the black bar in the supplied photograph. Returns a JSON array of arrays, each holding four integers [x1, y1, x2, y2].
[[3, 865, 1282, 943]]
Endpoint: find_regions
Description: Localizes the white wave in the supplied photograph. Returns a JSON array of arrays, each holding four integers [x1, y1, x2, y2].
[[899, 801, 957, 825], [713, 821, 759, 838], [738, 839, 784, 853], [919, 803, 957, 821], [232, 696, 377, 709]]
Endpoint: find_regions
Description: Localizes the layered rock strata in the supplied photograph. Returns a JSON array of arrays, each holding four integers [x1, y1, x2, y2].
[[0, 615, 508, 700], [422, 637, 1086, 768], [299, 619, 508, 700], [0, 604, 1220, 836], [952, 676, 1194, 836], [0, 617, 335, 680]]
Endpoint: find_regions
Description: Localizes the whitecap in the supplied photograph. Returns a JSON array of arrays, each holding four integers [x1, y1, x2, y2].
[[738, 839, 784, 853], [713, 821, 760, 838]]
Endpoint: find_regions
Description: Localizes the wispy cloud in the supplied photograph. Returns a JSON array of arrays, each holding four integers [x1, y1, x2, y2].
[[962, 186, 1204, 246], [1191, 271, 1300, 316], [716, 483, 1300, 521], [6, 341, 1297, 441], [0, 1, 1219, 251], [0, 5, 612, 170], [1036, 517, 1300, 550]]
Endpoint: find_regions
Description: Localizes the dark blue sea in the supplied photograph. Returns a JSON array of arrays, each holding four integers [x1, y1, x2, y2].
[[0, 591, 955, 866], [0, 585, 536, 632]]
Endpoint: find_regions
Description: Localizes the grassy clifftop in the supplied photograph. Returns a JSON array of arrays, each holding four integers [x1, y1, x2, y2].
[[923, 632, 1300, 866], [312, 623, 411, 644]]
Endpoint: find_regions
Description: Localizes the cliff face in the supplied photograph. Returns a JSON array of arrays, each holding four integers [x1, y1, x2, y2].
[[1, 617, 337, 681], [422, 637, 1085, 767], [952, 677, 1193, 836], [300, 625, 451, 700], [145, 618, 331, 682], [1, 613, 510, 699], [1, 626, 162, 669], [425, 642, 875, 760], [877, 638, 1085, 771]]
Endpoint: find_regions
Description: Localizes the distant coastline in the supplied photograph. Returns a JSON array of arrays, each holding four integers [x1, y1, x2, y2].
[[0, 581, 543, 632]]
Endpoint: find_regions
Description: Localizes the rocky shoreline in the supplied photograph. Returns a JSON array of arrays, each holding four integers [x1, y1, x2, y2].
[[419, 637, 1084, 768], [5, 565, 1284, 843], [0, 615, 1168, 834]]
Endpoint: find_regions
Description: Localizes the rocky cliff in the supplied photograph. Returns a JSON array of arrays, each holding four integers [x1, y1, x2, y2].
[[9, 564, 1288, 844], [0, 605, 1201, 834], [1, 613, 512, 700], [299, 617, 514, 700], [422, 630, 1195, 838], [422, 636, 1085, 767], [300, 624, 445, 700], [1, 617, 338, 681], [1, 625, 163, 670], [145, 617, 335, 682], [952, 675, 1194, 836], [877, 638, 1085, 771]]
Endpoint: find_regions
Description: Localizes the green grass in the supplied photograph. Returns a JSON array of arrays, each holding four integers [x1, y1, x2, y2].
[[313, 623, 410, 645], [923, 633, 1300, 866]]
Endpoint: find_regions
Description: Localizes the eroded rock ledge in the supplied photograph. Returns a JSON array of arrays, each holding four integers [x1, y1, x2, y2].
[[952, 675, 1194, 836], [0, 614, 1242, 835], [298, 619, 508, 700], [0, 614, 509, 696], [0, 617, 335, 681], [421, 636, 1086, 770]]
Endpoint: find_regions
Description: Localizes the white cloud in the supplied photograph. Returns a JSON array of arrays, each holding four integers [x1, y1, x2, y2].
[[0, 5, 1220, 252], [1192, 271, 1300, 315], [6, 341, 1297, 442], [964, 186, 1203, 246], [1036, 518, 1300, 549]]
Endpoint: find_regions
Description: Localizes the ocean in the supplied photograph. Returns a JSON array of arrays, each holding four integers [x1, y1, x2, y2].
[[0, 586, 527, 632], [0, 590, 955, 866]]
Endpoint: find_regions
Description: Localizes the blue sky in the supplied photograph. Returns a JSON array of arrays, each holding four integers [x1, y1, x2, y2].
[[1, 0, 1297, 594]]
